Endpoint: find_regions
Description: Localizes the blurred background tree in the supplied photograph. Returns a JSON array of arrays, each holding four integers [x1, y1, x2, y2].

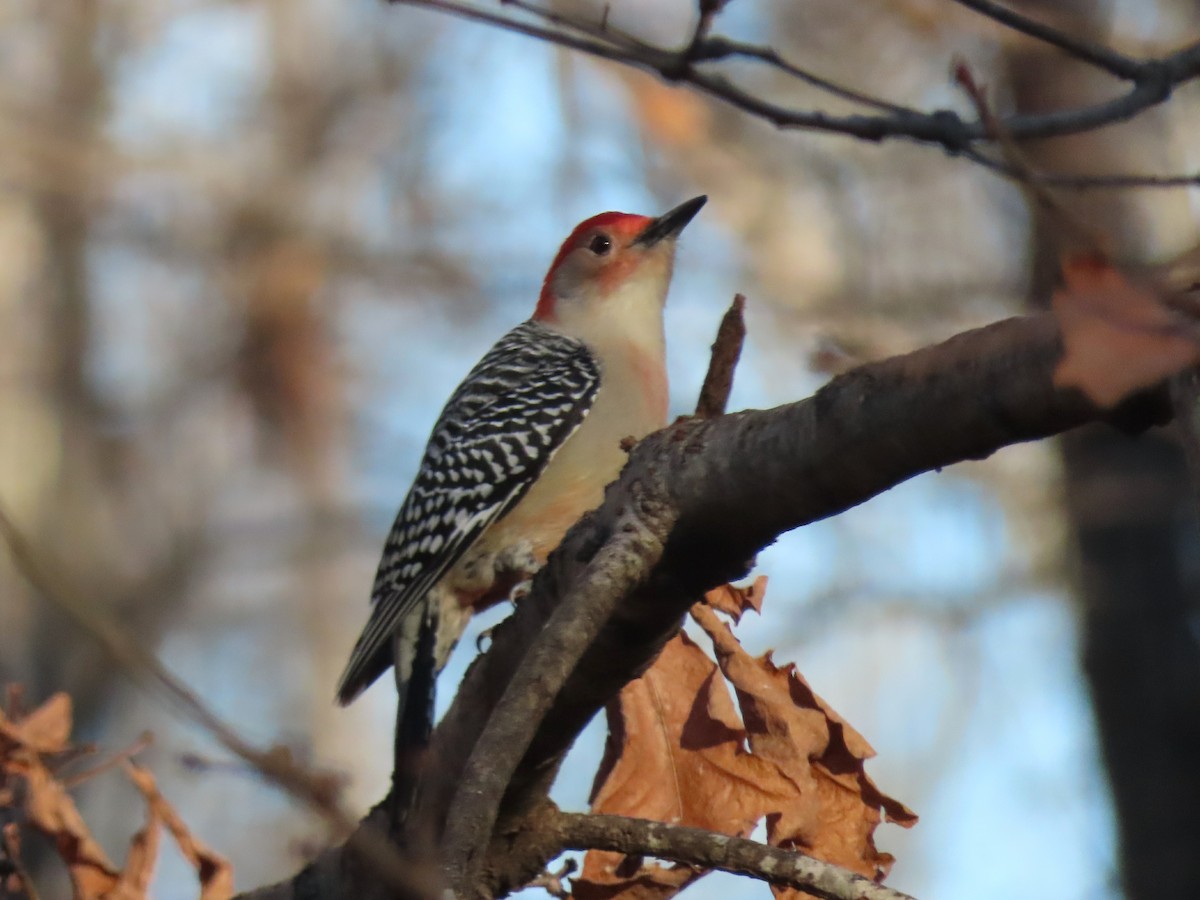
[[0, 0, 1197, 897]]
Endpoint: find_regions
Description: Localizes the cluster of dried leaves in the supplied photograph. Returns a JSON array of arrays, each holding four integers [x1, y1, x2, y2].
[[0, 688, 231, 900], [576, 579, 918, 899]]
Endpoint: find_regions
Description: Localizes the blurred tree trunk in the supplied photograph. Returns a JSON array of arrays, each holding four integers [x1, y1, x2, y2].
[[29, 0, 114, 714], [23, 6, 210, 861], [1004, 4, 1200, 897]]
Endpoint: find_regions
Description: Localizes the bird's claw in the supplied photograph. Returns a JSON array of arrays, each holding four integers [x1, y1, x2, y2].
[[474, 578, 535, 652]]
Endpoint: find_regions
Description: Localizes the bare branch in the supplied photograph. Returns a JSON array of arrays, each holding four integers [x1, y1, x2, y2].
[[556, 810, 918, 900], [499, 0, 909, 113], [236, 311, 1177, 898], [694, 294, 747, 418], [234, 310, 1178, 898], [440, 495, 677, 889], [421, 313, 1172, 897], [695, 37, 911, 113], [953, 60, 1110, 254], [683, 0, 725, 62], [1164, 40, 1200, 81], [961, 147, 1200, 189], [441, 289, 747, 888], [948, 0, 1143, 79], [391, 0, 1200, 189]]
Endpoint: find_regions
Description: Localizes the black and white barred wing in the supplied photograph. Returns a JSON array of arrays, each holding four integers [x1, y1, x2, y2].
[[335, 320, 600, 703]]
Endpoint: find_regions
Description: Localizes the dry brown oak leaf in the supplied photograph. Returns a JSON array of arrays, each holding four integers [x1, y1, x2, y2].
[[1, 692, 122, 897], [576, 583, 915, 900], [1, 691, 233, 900], [1053, 253, 1200, 408]]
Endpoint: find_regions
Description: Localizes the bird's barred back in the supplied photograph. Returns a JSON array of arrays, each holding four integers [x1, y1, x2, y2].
[[376, 320, 600, 593], [337, 320, 600, 699]]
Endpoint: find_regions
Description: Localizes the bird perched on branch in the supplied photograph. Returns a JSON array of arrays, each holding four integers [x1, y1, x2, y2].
[[336, 196, 707, 725]]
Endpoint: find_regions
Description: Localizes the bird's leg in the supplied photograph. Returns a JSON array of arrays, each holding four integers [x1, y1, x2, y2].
[[474, 541, 540, 651], [498, 540, 540, 603]]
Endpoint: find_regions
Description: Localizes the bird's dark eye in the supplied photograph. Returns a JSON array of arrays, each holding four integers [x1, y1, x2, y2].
[[588, 234, 612, 256]]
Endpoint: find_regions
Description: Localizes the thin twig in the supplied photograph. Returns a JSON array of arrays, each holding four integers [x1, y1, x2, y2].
[[695, 294, 747, 418], [683, 0, 725, 62], [391, 0, 1200, 189], [697, 37, 911, 113], [960, 147, 1200, 189], [504, 0, 910, 112], [399, 0, 671, 68], [948, 0, 1143, 79], [502, 0, 657, 56], [556, 811, 916, 900], [526, 857, 576, 898], [952, 59, 1109, 254], [59, 732, 154, 788]]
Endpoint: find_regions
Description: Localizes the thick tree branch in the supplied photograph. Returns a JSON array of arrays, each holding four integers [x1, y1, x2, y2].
[[555, 810, 917, 900], [239, 313, 1173, 898], [440, 499, 677, 889], [392, 0, 1200, 188], [441, 295, 748, 886], [423, 312, 1171, 896]]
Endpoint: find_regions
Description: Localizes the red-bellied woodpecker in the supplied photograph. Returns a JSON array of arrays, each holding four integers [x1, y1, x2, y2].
[[335, 196, 707, 713]]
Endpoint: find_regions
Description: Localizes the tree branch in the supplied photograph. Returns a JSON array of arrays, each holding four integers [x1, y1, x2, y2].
[[440, 294, 747, 886], [420, 312, 1172, 897], [236, 313, 1174, 898], [694, 294, 746, 419], [439, 486, 678, 889], [961, 146, 1199, 189], [391, 0, 1200, 188], [555, 810, 918, 900], [693, 37, 911, 113], [948, 0, 1143, 79]]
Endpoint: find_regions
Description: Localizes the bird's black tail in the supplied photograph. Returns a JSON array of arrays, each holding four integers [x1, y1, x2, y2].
[[391, 604, 438, 829]]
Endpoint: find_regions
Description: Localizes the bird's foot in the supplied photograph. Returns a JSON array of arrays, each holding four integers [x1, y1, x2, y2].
[[510, 578, 534, 604], [475, 626, 495, 653]]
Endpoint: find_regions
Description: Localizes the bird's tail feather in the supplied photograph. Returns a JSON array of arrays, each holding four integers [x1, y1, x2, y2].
[[391, 604, 438, 829], [334, 639, 390, 706]]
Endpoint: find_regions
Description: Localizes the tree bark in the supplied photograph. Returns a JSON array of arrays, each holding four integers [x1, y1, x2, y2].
[[236, 312, 1174, 899]]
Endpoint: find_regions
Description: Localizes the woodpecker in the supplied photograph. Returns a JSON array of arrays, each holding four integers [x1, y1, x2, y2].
[[336, 196, 707, 712]]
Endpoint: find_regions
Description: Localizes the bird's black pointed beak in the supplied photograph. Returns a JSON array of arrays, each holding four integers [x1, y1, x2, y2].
[[633, 195, 707, 247]]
